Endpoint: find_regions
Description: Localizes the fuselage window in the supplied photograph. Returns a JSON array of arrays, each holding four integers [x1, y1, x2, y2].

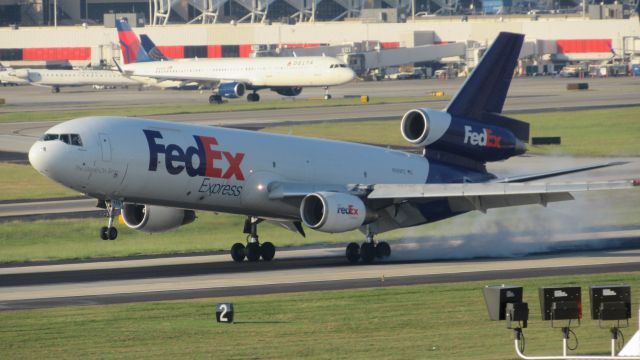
[[43, 133, 59, 141], [70, 134, 83, 146], [59, 134, 70, 144]]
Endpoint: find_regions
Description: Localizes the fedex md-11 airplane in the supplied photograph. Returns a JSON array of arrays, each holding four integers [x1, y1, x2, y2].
[[115, 19, 355, 104], [29, 32, 639, 263]]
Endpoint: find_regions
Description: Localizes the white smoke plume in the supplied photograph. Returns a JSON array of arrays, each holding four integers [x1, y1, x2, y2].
[[388, 156, 640, 261]]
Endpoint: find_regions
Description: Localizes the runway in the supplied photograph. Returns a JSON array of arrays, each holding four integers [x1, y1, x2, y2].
[[1, 232, 640, 310], [1, 76, 639, 153]]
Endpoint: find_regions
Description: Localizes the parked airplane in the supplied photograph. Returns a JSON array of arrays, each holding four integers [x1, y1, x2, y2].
[[1, 67, 141, 92], [29, 32, 639, 264], [115, 19, 356, 104]]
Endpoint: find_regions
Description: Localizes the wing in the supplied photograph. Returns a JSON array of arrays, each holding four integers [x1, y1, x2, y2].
[[367, 179, 639, 213]]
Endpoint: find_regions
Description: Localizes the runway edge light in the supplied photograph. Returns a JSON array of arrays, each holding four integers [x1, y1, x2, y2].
[[590, 285, 631, 326], [482, 285, 528, 329]]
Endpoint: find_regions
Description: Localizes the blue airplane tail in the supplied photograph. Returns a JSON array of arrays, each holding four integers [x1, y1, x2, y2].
[[445, 32, 529, 142], [140, 34, 169, 61], [116, 18, 153, 64]]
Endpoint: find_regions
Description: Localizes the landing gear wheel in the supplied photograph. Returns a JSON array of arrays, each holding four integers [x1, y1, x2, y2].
[[231, 243, 246, 262], [346, 242, 360, 263], [245, 242, 261, 262], [107, 227, 118, 240], [260, 242, 275, 261], [100, 226, 109, 240], [324, 94, 332, 100], [360, 242, 376, 263], [375, 241, 391, 258], [247, 93, 260, 102], [209, 95, 223, 104]]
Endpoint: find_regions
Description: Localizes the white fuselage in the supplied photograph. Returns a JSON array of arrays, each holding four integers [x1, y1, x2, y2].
[[122, 56, 355, 87], [29, 117, 427, 220], [5, 68, 141, 87]]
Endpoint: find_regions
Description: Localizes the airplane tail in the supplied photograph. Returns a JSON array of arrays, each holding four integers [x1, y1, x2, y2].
[[140, 34, 169, 61], [116, 18, 153, 64], [445, 32, 529, 142]]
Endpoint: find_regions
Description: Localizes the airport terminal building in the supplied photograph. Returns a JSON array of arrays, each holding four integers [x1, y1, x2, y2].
[[0, 0, 638, 76]]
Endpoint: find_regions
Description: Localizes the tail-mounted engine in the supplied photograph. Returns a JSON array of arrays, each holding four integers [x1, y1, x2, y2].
[[400, 108, 527, 162], [300, 192, 369, 233], [122, 203, 196, 233]]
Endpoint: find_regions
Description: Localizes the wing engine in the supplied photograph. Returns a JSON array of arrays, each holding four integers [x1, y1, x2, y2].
[[300, 192, 367, 233], [122, 203, 196, 233]]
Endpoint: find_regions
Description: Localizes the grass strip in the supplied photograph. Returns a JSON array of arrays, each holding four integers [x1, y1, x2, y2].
[[0, 96, 446, 123], [264, 106, 640, 156], [1, 272, 638, 359]]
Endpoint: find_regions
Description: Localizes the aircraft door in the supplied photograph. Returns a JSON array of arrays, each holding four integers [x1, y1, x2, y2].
[[99, 133, 111, 161]]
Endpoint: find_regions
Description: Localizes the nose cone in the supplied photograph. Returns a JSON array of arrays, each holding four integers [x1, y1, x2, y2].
[[344, 68, 356, 82], [28, 140, 47, 174]]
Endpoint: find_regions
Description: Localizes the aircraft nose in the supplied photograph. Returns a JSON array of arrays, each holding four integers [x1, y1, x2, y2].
[[28, 140, 48, 174]]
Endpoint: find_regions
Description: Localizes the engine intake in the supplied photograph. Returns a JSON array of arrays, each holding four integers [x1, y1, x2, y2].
[[400, 108, 452, 147], [122, 204, 196, 233], [300, 192, 367, 233], [218, 82, 246, 98]]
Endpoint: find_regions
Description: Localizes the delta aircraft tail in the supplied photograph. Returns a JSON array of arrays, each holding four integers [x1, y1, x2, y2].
[[116, 19, 153, 64]]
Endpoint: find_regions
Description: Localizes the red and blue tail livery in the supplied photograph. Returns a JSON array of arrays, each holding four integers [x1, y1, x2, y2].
[[116, 18, 152, 64]]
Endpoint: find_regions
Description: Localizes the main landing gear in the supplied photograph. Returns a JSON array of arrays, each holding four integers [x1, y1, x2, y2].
[[345, 232, 391, 264], [51, 86, 60, 93], [230, 217, 276, 262], [100, 200, 121, 241], [209, 94, 223, 104], [246, 92, 260, 102]]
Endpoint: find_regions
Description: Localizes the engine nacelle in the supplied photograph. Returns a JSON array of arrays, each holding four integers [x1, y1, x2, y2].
[[400, 107, 527, 162], [400, 108, 452, 147], [122, 204, 196, 233], [271, 86, 303, 97], [300, 192, 366, 233], [218, 82, 246, 98], [9, 69, 30, 79]]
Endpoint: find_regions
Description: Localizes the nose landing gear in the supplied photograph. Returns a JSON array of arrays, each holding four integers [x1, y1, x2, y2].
[[99, 200, 121, 241], [230, 217, 276, 262]]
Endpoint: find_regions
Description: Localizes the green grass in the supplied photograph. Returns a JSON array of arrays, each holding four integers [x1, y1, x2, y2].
[[264, 106, 640, 156], [0, 96, 444, 123], [2, 190, 638, 263], [0, 163, 80, 200], [1, 272, 638, 359]]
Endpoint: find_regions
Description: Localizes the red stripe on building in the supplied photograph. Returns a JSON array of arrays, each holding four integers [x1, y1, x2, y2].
[[158, 46, 184, 58], [22, 47, 91, 61], [556, 39, 612, 53], [239, 44, 252, 58], [208, 45, 221, 58], [380, 42, 400, 49]]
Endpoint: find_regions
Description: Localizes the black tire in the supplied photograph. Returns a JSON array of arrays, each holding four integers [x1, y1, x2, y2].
[[360, 242, 376, 263], [209, 95, 222, 104], [245, 242, 261, 262], [346, 242, 360, 263], [231, 243, 246, 262], [375, 241, 391, 258], [107, 227, 118, 240], [100, 226, 109, 240], [253, 93, 260, 102], [324, 94, 332, 100], [260, 242, 276, 261]]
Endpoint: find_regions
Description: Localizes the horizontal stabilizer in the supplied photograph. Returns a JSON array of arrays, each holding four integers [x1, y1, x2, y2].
[[494, 161, 628, 183]]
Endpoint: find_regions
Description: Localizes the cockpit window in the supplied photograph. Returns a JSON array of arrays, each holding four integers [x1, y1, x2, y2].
[[70, 134, 83, 146], [41, 133, 83, 146]]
